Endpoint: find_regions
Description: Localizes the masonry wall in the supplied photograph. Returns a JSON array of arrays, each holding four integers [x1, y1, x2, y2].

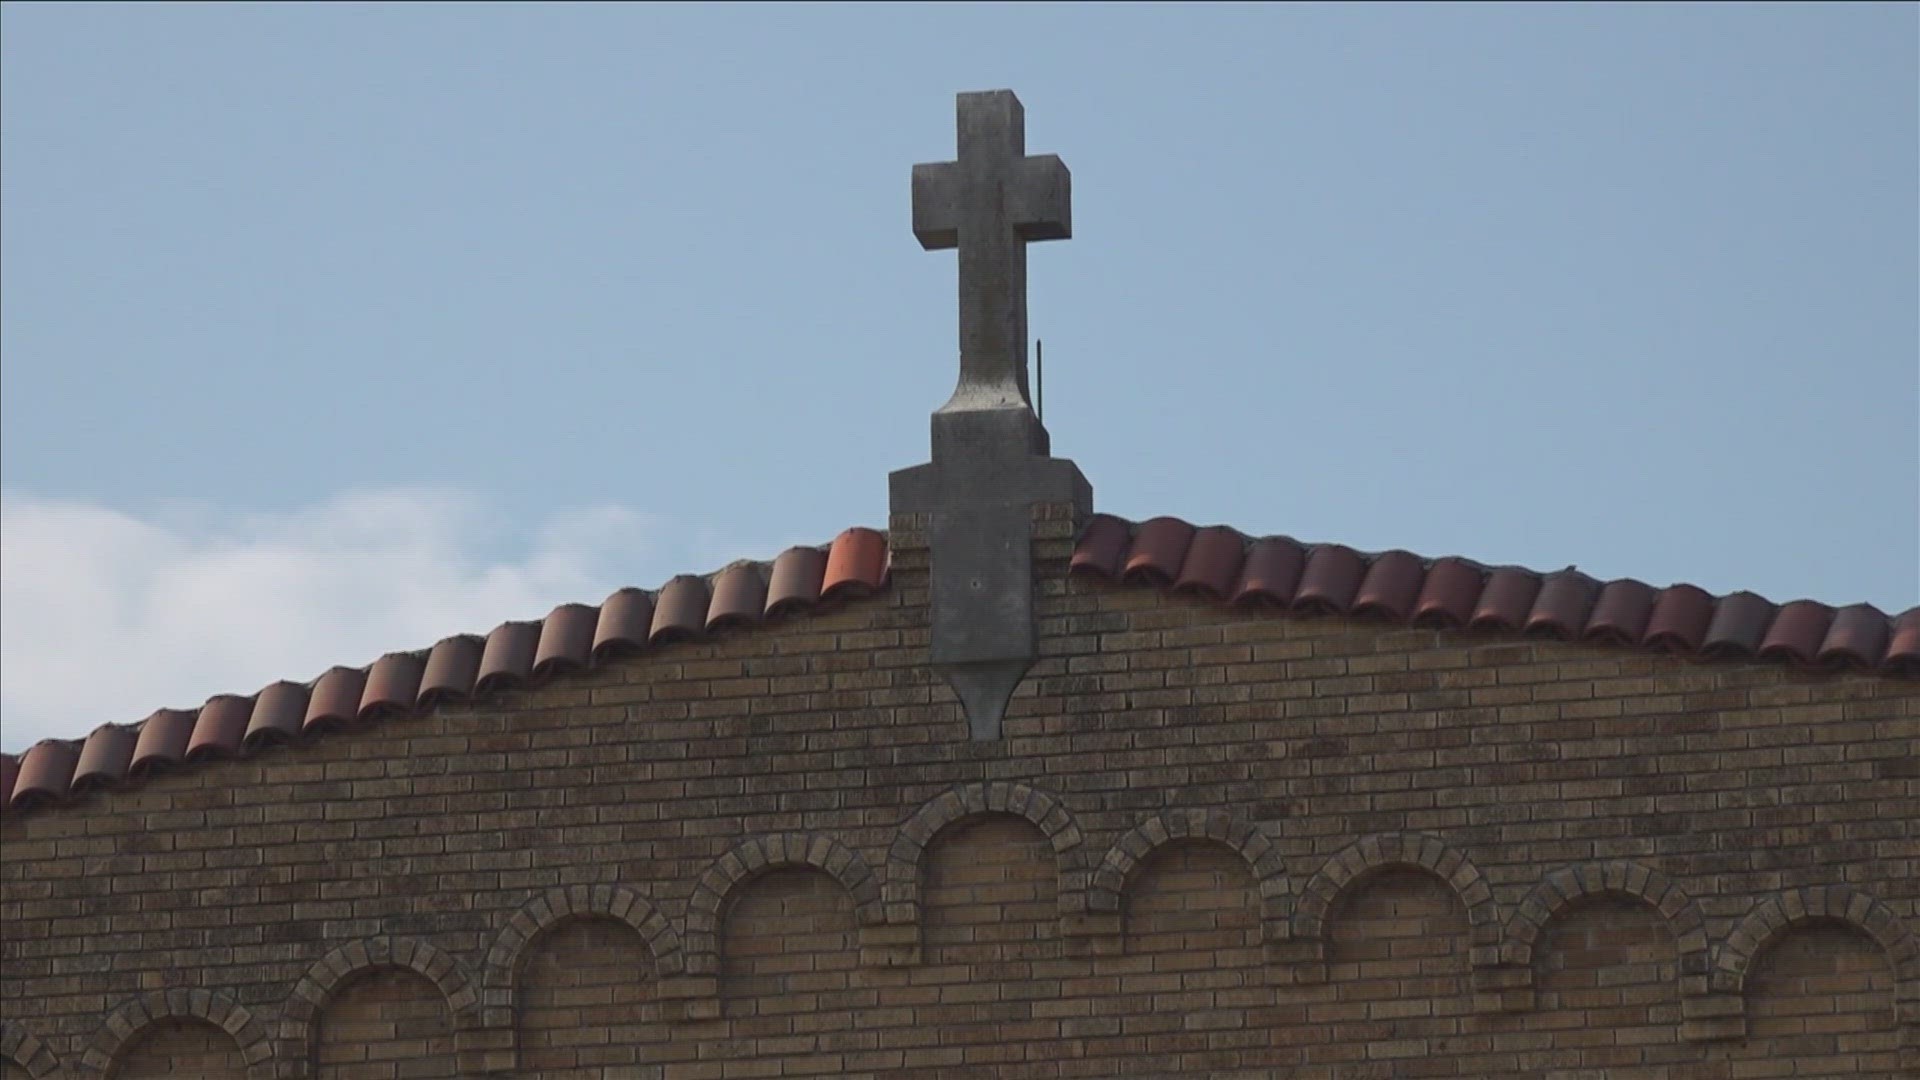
[[2, 507, 1916, 1079]]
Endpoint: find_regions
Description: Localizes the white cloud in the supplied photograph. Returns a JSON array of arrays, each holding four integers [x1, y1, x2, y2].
[[0, 487, 802, 751]]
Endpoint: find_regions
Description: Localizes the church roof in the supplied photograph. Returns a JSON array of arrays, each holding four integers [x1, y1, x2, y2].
[[1072, 513, 1920, 678], [0, 526, 891, 814], [3, 513, 1915, 815]]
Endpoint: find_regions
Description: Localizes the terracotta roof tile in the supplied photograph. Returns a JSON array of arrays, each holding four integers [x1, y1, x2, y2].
[[186, 694, 252, 761], [1471, 567, 1541, 630], [1352, 550, 1424, 622], [129, 708, 195, 775], [419, 635, 484, 707], [1069, 514, 1131, 578], [1887, 608, 1920, 676], [1123, 517, 1194, 587], [1173, 526, 1246, 599], [592, 589, 654, 658], [707, 564, 769, 631], [2, 527, 886, 813], [361, 653, 424, 720], [72, 723, 136, 794], [1586, 579, 1658, 646], [1526, 569, 1599, 638], [1232, 536, 1305, 606], [477, 620, 541, 690], [766, 547, 829, 619], [650, 577, 710, 645], [305, 666, 367, 734], [1820, 604, 1890, 669], [1295, 544, 1365, 615], [821, 527, 889, 598], [532, 603, 597, 680], [12, 741, 77, 809], [1759, 600, 1833, 663], [1644, 584, 1715, 653], [1703, 592, 1776, 658], [245, 681, 309, 747], [1072, 514, 1917, 680], [1411, 557, 1484, 628]]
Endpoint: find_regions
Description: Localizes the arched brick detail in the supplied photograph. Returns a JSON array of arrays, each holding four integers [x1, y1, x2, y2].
[[884, 781, 1086, 922], [480, 883, 684, 1029], [1290, 833, 1500, 969], [1501, 861, 1711, 995], [683, 832, 883, 977], [1086, 809, 1288, 934], [1715, 884, 1920, 994], [1, 1020, 62, 1079], [78, 988, 272, 1079], [1710, 884, 1920, 1055], [278, 934, 481, 1073]]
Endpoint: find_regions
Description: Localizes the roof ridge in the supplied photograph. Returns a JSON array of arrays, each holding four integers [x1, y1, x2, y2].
[[0, 526, 891, 812], [1070, 513, 1918, 675]]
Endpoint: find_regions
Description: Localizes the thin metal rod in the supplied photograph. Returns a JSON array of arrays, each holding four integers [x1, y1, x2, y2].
[[1036, 339, 1044, 422]]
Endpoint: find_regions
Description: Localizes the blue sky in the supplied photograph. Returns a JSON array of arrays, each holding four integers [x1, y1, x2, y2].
[[2, 3, 1915, 749]]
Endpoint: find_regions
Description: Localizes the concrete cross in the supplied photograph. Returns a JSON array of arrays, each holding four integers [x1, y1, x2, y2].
[[912, 90, 1072, 412]]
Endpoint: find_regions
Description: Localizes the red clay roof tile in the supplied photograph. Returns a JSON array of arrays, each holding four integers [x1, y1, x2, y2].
[[419, 635, 483, 708], [1887, 608, 1920, 676], [1586, 579, 1658, 646], [13, 741, 77, 809], [1703, 592, 1776, 658], [822, 527, 888, 598], [72, 723, 136, 794], [361, 653, 424, 720], [245, 681, 309, 747], [1353, 550, 1425, 621], [1295, 544, 1365, 615], [1068, 514, 1130, 579], [1471, 567, 1541, 630], [1232, 536, 1305, 606], [1411, 557, 1484, 628], [1072, 514, 1916, 681], [650, 576, 710, 644], [592, 589, 654, 658], [1123, 517, 1194, 587], [477, 621, 541, 690], [1644, 584, 1715, 653], [186, 695, 252, 761], [1526, 569, 1599, 639], [3, 528, 884, 812], [129, 708, 195, 775], [1820, 604, 1890, 669], [1759, 600, 1833, 663], [1173, 526, 1246, 599], [533, 604, 597, 680], [766, 546, 828, 619], [305, 666, 367, 734], [707, 564, 769, 631]]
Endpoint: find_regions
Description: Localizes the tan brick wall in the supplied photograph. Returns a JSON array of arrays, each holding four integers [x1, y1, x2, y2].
[[1, 509, 1915, 1077]]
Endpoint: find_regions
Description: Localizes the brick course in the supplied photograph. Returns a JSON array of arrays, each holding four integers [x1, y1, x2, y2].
[[2, 509, 1915, 1077]]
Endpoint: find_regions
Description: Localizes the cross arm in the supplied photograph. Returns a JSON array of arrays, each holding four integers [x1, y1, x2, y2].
[[911, 161, 962, 251], [1010, 154, 1071, 241]]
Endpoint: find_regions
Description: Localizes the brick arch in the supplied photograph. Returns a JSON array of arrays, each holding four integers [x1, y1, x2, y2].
[[885, 781, 1087, 921], [1501, 861, 1711, 995], [78, 989, 272, 1079], [1, 1020, 61, 1079], [1087, 809, 1288, 936], [480, 883, 685, 1029], [279, 934, 481, 1066], [682, 832, 883, 977], [1290, 833, 1499, 969], [1714, 884, 1919, 996]]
